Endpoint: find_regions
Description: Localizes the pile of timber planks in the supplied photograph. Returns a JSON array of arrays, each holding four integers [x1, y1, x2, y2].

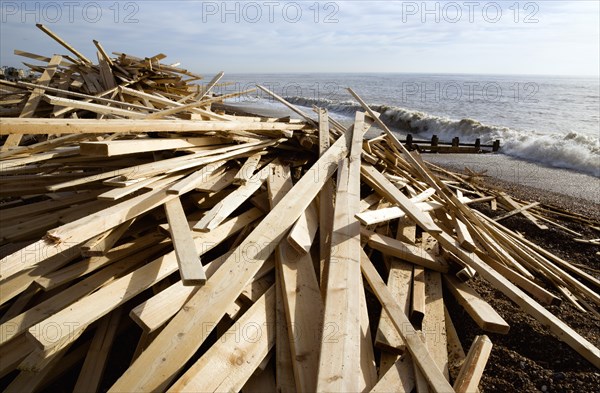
[[0, 26, 599, 393]]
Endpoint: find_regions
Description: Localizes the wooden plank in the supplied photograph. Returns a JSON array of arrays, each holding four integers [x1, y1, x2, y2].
[[25, 210, 260, 352], [374, 220, 414, 354], [2, 54, 63, 150], [128, 209, 264, 332], [167, 161, 228, 195], [360, 164, 440, 233], [167, 286, 275, 392], [360, 250, 455, 393], [108, 118, 362, 392], [287, 199, 319, 254], [452, 213, 476, 252], [359, 278, 378, 392], [80, 219, 132, 256], [275, 269, 298, 393], [243, 360, 277, 393], [1, 182, 178, 282], [318, 108, 334, 294], [434, 231, 600, 368], [411, 265, 426, 327], [80, 137, 223, 156], [164, 197, 206, 286], [361, 229, 448, 273], [267, 162, 323, 392], [193, 165, 269, 232], [422, 270, 449, 380], [73, 309, 122, 393], [453, 335, 493, 393], [443, 274, 510, 334], [494, 201, 540, 222], [0, 117, 307, 135], [233, 153, 263, 184], [317, 112, 365, 392], [498, 193, 548, 230], [36, 24, 92, 64], [371, 355, 415, 393], [43, 94, 147, 118]]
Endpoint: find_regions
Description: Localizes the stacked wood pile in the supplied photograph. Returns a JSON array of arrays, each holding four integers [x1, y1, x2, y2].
[[0, 26, 599, 393]]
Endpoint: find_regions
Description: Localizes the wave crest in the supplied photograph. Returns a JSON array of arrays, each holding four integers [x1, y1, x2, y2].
[[283, 96, 600, 177]]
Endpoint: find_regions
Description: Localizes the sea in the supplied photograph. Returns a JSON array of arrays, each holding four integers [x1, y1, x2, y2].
[[216, 73, 600, 202]]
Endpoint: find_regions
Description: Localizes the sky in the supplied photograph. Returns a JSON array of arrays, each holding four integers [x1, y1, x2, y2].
[[0, 0, 599, 76]]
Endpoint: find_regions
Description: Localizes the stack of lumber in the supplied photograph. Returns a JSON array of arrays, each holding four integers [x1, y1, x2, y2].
[[1, 26, 599, 393]]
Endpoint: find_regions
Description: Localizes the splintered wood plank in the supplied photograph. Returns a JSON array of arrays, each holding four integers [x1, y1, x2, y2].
[[73, 309, 122, 393], [422, 270, 450, 380], [267, 162, 323, 392], [317, 112, 364, 392], [360, 164, 440, 234], [108, 119, 361, 392], [443, 274, 510, 334], [453, 335, 493, 393], [233, 153, 263, 184], [167, 286, 276, 392], [193, 165, 269, 232], [287, 200, 319, 254], [360, 250, 455, 393], [434, 231, 600, 368], [242, 360, 277, 393], [361, 229, 448, 273], [2, 54, 63, 150], [164, 197, 206, 286]]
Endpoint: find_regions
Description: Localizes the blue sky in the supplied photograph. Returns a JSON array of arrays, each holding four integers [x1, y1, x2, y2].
[[1, 1, 599, 75]]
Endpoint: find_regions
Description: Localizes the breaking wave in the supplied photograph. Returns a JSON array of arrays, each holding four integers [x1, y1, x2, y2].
[[283, 96, 600, 177]]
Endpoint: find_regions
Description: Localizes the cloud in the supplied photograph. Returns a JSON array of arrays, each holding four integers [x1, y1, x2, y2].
[[0, 0, 598, 75]]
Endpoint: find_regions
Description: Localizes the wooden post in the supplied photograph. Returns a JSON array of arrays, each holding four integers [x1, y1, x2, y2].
[[493, 140, 500, 152], [431, 135, 439, 147], [475, 138, 481, 150], [406, 134, 413, 150], [452, 137, 459, 148]]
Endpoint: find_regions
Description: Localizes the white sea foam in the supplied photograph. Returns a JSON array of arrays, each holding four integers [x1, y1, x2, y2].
[[282, 96, 600, 177]]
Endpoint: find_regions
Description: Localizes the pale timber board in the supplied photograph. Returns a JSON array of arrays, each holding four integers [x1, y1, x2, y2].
[[267, 162, 323, 393], [361, 229, 448, 273], [0, 118, 307, 135], [80, 137, 223, 156], [287, 199, 319, 255], [164, 197, 206, 285], [193, 165, 270, 232], [443, 275, 510, 334], [317, 112, 364, 392], [422, 270, 450, 380], [434, 231, 600, 368], [108, 117, 362, 392], [453, 335, 493, 393], [360, 250, 455, 393], [26, 210, 263, 351], [73, 309, 122, 393], [167, 286, 275, 393]]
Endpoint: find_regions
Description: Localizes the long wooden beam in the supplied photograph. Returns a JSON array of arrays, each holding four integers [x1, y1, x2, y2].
[[0, 118, 308, 135]]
